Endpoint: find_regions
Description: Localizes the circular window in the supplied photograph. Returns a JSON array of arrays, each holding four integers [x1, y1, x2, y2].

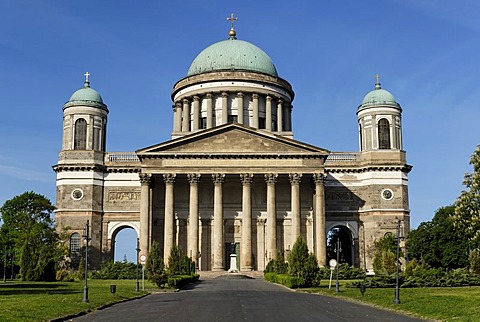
[[381, 189, 394, 201], [71, 189, 84, 201]]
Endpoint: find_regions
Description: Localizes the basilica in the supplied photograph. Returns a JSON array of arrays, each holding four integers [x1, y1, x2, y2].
[[53, 21, 411, 273]]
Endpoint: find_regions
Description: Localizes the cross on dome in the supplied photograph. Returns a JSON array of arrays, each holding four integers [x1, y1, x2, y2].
[[227, 13, 238, 39], [84, 71, 91, 87], [375, 73, 381, 89]]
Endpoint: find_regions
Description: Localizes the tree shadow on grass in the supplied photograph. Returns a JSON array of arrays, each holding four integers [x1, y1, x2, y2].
[[0, 283, 82, 295]]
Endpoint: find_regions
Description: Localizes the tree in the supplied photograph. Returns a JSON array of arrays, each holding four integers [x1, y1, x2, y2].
[[145, 241, 167, 287], [407, 206, 469, 269], [288, 237, 319, 286], [453, 145, 480, 246], [0, 192, 59, 281], [372, 234, 397, 275]]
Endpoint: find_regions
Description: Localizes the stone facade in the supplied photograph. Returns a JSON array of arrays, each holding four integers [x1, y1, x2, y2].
[[53, 30, 411, 273]]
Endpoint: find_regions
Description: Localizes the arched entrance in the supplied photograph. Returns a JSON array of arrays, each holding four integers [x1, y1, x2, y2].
[[111, 226, 139, 263], [326, 226, 354, 266]]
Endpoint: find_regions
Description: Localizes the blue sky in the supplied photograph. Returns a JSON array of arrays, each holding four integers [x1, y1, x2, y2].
[[1, 1, 479, 261]]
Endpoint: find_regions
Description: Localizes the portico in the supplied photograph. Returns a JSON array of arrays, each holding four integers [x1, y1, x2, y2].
[[136, 123, 328, 271]]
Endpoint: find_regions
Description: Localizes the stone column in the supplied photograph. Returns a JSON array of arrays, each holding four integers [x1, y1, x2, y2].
[[286, 104, 292, 131], [163, 173, 176, 263], [252, 93, 259, 129], [221, 92, 228, 124], [206, 93, 213, 129], [266, 96, 272, 131], [256, 218, 266, 271], [240, 173, 253, 270], [173, 101, 182, 132], [192, 96, 200, 131], [265, 173, 278, 261], [289, 173, 302, 242], [313, 173, 327, 266], [139, 173, 152, 258], [182, 98, 190, 132], [87, 115, 94, 149], [237, 92, 244, 125], [212, 173, 225, 271], [187, 173, 201, 261], [277, 99, 283, 132]]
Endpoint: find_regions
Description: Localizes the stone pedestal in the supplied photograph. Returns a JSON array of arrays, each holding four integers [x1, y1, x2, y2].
[[228, 254, 239, 273]]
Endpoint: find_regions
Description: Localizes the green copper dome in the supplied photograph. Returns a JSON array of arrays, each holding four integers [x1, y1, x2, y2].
[[64, 80, 107, 110], [360, 83, 399, 108], [187, 38, 278, 77]]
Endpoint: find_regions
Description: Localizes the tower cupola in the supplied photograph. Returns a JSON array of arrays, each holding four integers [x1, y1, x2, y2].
[[61, 73, 108, 153], [357, 76, 403, 151]]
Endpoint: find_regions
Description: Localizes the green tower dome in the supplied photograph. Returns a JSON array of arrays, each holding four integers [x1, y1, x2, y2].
[[360, 82, 399, 108], [187, 37, 278, 77], [64, 78, 107, 110]]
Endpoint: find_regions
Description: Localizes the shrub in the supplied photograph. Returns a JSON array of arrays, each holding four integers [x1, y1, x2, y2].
[[91, 261, 137, 279], [146, 241, 167, 287], [469, 248, 480, 275], [265, 251, 288, 274], [167, 274, 199, 288], [264, 272, 305, 288], [288, 237, 319, 287]]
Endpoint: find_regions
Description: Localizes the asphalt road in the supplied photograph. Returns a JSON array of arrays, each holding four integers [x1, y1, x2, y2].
[[71, 276, 426, 322]]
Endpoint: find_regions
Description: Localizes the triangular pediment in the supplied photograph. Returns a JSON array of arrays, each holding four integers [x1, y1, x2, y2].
[[136, 123, 329, 156]]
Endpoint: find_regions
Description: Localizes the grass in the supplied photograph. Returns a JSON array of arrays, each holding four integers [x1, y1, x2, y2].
[[0, 279, 158, 322], [301, 280, 480, 322]]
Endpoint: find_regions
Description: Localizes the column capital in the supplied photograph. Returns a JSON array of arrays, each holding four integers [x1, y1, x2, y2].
[[206, 93, 213, 99], [313, 173, 327, 184], [139, 173, 152, 185], [289, 173, 302, 184], [252, 93, 259, 99], [174, 101, 182, 108], [212, 173, 225, 184], [187, 173, 201, 184], [182, 98, 190, 104], [240, 173, 253, 184], [266, 95, 272, 102], [277, 98, 283, 105], [264, 173, 278, 184], [237, 92, 244, 98], [193, 95, 200, 102], [163, 173, 176, 184], [221, 92, 229, 98]]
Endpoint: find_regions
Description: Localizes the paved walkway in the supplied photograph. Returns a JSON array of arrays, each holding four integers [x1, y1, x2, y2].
[[71, 275, 427, 322]]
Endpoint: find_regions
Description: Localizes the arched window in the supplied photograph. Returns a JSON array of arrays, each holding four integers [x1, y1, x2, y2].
[[70, 233, 81, 259], [378, 118, 391, 149], [74, 118, 87, 150]]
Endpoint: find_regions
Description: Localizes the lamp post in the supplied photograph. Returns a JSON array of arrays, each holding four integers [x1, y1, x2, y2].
[[335, 239, 342, 293], [394, 220, 403, 304], [82, 220, 91, 303], [135, 238, 140, 293]]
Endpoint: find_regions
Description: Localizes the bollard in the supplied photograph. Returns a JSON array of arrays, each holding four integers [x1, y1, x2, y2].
[[110, 284, 116, 294], [359, 284, 366, 296]]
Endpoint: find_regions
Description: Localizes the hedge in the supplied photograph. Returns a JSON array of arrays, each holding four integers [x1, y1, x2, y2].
[[264, 272, 305, 288], [167, 274, 200, 288]]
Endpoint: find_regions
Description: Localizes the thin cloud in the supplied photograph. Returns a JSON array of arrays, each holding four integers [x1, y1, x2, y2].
[[0, 164, 51, 183]]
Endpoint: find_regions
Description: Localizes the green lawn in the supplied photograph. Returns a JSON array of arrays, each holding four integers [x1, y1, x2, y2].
[[302, 280, 480, 322], [0, 279, 157, 322]]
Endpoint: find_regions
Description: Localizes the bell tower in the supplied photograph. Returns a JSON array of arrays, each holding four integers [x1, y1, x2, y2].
[[54, 72, 109, 268]]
